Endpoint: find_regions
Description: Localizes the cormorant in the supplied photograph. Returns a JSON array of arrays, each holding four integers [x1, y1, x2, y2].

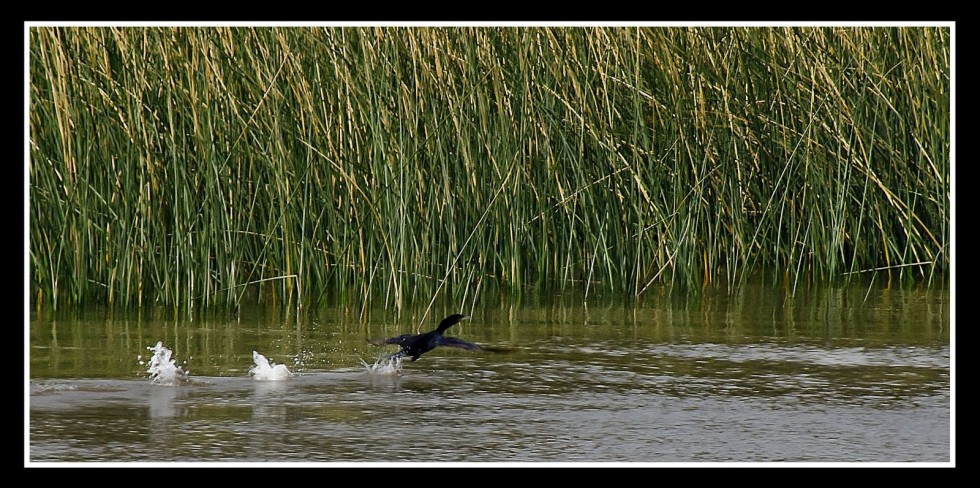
[[370, 313, 481, 362]]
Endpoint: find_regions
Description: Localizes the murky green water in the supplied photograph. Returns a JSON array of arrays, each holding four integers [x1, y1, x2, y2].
[[28, 284, 951, 464]]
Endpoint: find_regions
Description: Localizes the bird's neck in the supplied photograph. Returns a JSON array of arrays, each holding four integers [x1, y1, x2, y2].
[[434, 324, 452, 334]]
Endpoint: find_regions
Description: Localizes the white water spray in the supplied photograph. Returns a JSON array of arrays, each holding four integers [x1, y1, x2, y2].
[[362, 354, 403, 375], [249, 351, 292, 381], [140, 341, 189, 386]]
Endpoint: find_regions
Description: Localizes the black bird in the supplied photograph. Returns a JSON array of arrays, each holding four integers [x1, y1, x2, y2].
[[370, 313, 481, 362]]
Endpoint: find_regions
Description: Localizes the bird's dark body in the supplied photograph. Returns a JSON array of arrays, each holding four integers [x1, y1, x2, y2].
[[375, 313, 479, 361]]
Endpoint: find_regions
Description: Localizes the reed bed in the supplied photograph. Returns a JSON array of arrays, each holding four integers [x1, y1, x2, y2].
[[28, 26, 951, 311]]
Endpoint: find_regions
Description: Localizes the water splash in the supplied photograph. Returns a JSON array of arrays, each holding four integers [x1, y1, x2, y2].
[[249, 351, 292, 381], [140, 341, 189, 386], [362, 354, 403, 375]]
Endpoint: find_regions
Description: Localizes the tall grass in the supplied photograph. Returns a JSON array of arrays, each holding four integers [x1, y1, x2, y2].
[[28, 26, 951, 312]]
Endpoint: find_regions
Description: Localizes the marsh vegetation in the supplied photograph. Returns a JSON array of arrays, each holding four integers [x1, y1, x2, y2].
[[28, 26, 950, 311]]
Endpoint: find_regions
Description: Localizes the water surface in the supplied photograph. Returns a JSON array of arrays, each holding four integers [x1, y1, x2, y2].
[[28, 284, 952, 464]]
